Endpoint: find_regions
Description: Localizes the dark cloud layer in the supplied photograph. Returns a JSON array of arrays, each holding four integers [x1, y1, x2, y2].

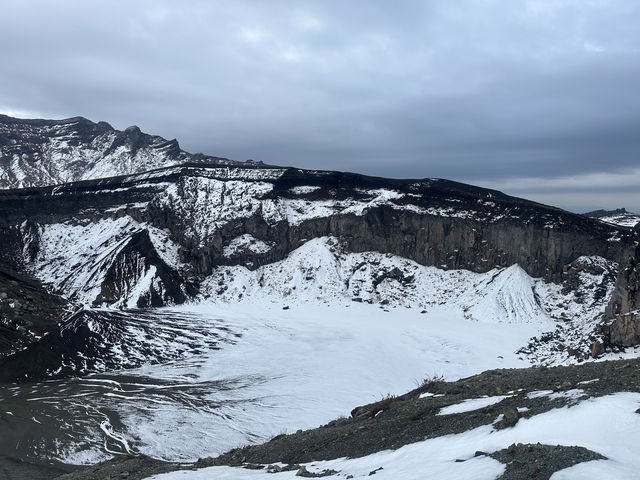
[[1, 0, 639, 211]]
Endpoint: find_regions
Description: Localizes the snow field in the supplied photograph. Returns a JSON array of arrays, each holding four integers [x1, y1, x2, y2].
[[114, 301, 546, 462]]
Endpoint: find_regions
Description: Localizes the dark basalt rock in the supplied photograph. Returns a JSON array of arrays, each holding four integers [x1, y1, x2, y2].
[[93, 229, 193, 308], [491, 443, 604, 480], [607, 312, 640, 347], [606, 235, 640, 319], [602, 227, 640, 347], [0, 262, 70, 358]]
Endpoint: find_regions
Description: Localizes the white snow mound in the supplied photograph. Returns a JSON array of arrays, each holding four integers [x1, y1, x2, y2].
[[464, 264, 548, 324]]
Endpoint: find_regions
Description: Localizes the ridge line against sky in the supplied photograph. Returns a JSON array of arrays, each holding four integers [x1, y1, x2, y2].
[[1, 0, 639, 212]]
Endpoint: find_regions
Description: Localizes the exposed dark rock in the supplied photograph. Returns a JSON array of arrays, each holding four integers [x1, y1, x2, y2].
[[606, 235, 640, 319], [607, 312, 640, 347], [0, 454, 76, 480], [295, 465, 338, 477], [0, 308, 231, 381], [590, 339, 604, 357], [491, 443, 604, 480], [54, 454, 175, 480], [93, 229, 191, 308], [602, 229, 640, 347], [495, 406, 521, 429], [0, 261, 70, 358]]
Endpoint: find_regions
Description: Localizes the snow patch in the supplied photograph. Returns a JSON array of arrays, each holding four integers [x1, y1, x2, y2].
[[288, 185, 321, 194], [438, 395, 511, 415], [202, 237, 555, 327], [463, 265, 551, 325], [223, 234, 273, 257]]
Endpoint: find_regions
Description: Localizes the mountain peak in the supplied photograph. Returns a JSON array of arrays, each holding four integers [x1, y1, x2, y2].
[[0, 114, 243, 189]]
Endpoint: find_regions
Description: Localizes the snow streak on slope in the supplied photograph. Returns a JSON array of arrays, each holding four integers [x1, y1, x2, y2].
[[600, 215, 640, 228], [150, 175, 485, 248], [463, 264, 549, 325], [520, 255, 619, 364], [152, 178, 426, 247], [26, 217, 139, 303], [23, 217, 185, 306], [592, 212, 640, 228], [223, 234, 274, 257], [0, 116, 255, 189]]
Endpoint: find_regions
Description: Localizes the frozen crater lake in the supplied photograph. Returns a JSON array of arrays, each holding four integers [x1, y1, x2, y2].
[[0, 302, 546, 466]]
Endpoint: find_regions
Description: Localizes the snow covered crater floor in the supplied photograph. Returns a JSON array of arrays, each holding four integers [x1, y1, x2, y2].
[[1, 302, 546, 466], [10, 232, 632, 477]]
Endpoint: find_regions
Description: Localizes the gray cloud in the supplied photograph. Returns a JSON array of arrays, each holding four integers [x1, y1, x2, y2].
[[1, 0, 639, 211]]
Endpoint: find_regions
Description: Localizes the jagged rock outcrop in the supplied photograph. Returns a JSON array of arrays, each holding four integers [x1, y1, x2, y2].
[[602, 225, 640, 347], [606, 248, 640, 318], [93, 229, 194, 308], [607, 311, 640, 347], [0, 261, 70, 357]]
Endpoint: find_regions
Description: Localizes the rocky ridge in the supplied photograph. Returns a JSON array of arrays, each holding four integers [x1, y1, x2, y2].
[[0, 114, 256, 189], [585, 208, 640, 228]]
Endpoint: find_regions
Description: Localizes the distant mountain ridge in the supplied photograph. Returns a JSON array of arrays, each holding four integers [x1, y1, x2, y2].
[[0, 114, 258, 189], [584, 208, 640, 228]]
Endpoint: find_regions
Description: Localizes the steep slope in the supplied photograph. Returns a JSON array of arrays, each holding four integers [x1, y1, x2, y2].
[[0, 167, 622, 305], [0, 114, 249, 189], [0, 261, 70, 357]]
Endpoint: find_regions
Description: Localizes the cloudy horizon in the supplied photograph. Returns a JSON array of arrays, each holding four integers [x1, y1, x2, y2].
[[1, 0, 639, 212]]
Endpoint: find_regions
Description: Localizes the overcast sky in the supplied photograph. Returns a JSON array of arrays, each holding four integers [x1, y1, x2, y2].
[[1, 0, 639, 212]]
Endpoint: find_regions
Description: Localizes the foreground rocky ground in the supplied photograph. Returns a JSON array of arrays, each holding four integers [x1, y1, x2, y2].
[[4, 357, 637, 480]]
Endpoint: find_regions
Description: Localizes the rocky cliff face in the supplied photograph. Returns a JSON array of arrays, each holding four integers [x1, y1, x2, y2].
[[0, 163, 632, 307], [602, 224, 640, 347], [0, 261, 70, 358]]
